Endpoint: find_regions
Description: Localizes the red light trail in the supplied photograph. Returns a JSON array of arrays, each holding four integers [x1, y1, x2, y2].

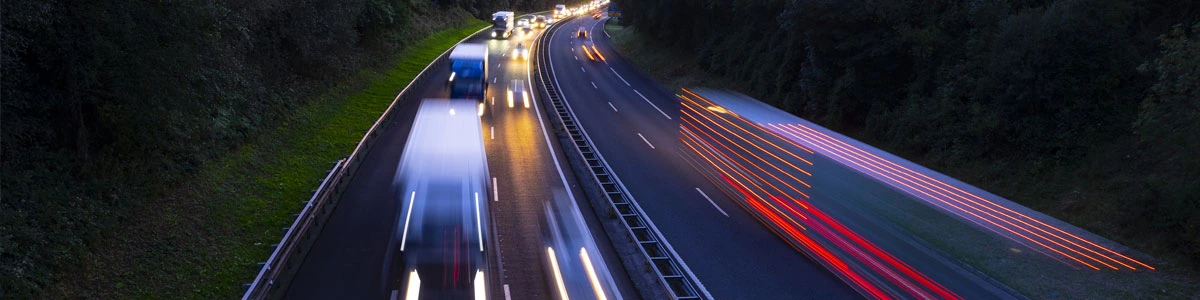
[[678, 92, 965, 299]]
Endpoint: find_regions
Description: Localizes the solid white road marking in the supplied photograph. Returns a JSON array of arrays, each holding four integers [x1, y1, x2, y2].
[[608, 102, 618, 112], [637, 133, 655, 149], [634, 89, 672, 119], [695, 188, 729, 217], [609, 68, 630, 86], [591, 81, 598, 89], [549, 22, 713, 299], [493, 177, 499, 202]]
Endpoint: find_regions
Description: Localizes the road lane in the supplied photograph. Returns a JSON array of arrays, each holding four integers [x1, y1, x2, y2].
[[544, 15, 858, 299], [287, 16, 633, 299]]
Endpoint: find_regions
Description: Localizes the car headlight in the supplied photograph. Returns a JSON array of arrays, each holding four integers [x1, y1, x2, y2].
[[491, 32, 496, 37]]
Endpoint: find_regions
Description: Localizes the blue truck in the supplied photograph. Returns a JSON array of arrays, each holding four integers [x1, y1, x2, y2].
[[447, 44, 488, 100]]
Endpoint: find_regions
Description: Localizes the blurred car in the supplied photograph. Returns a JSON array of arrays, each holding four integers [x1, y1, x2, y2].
[[534, 16, 548, 28], [512, 43, 529, 61], [593, 13, 601, 19], [516, 18, 529, 28], [577, 27, 588, 38]]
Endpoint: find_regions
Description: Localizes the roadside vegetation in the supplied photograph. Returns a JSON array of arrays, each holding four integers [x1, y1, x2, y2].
[[1, 0, 557, 297], [608, 0, 1198, 296]]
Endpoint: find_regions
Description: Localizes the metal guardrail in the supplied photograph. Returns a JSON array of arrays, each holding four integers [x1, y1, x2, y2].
[[240, 24, 491, 300], [532, 17, 707, 300]]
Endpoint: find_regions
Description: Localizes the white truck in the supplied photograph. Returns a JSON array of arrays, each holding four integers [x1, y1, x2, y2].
[[553, 4, 568, 19], [491, 11, 515, 39]]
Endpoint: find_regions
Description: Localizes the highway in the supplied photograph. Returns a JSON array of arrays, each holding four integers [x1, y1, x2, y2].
[[540, 15, 858, 299], [543, 10, 1154, 300], [286, 14, 631, 300], [279, 7, 1154, 300]]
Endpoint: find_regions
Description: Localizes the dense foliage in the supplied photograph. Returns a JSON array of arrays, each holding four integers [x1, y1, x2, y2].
[[614, 0, 1198, 265], [1, 0, 562, 297]]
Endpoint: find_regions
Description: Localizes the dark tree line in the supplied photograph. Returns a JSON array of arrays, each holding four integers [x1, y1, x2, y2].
[[614, 0, 1198, 265], [1, 0, 560, 296]]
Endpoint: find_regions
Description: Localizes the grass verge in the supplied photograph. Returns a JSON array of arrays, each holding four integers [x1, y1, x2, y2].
[[605, 21, 1199, 299], [42, 18, 488, 299]]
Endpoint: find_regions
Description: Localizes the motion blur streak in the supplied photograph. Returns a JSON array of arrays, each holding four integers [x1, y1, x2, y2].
[[680, 96, 964, 299], [679, 93, 816, 170], [772, 123, 1115, 269], [767, 122, 1153, 271], [678, 95, 815, 180], [579, 248, 608, 300], [547, 247, 569, 300], [768, 123, 1105, 270], [681, 88, 815, 155]]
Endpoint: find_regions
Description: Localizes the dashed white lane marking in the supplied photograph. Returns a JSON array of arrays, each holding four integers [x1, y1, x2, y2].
[[575, 55, 579, 61], [493, 177, 499, 202], [497, 63, 502, 68], [608, 102, 618, 112], [493, 77, 497, 84], [634, 89, 672, 119], [491, 96, 495, 106], [491, 126, 495, 140], [695, 188, 729, 217], [504, 284, 512, 300], [580, 67, 586, 73], [609, 68, 630, 86], [591, 81, 598, 89], [637, 132, 656, 149]]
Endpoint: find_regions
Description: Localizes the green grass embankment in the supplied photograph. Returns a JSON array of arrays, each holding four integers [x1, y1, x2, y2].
[[42, 19, 488, 299]]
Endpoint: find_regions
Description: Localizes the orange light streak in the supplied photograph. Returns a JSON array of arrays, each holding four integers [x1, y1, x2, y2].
[[681, 115, 811, 199], [679, 94, 817, 166], [776, 123, 1146, 270], [779, 123, 1137, 270], [680, 127, 811, 230], [590, 45, 606, 61], [769, 124, 1107, 270], [581, 45, 595, 61], [780, 123, 1154, 270], [680, 100, 815, 183], [680, 88, 816, 155]]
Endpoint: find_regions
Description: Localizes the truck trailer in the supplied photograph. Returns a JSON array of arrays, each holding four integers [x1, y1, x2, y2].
[[491, 11, 515, 39], [388, 98, 491, 299], [447, 43, 488, 100], [553, 4, 568, 19]]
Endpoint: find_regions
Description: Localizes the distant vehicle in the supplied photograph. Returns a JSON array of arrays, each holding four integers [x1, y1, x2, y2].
[[517, 18, 529, 28], [553, 4, 568, 19], [534, 16, 548, 28], [448, 44, 488, 99], [512, 43, 529, 61], [576, 27, 588, 38], [389, 98, 491, 299], [491, 11, 515, 39], [593, 13, 601, 19]]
